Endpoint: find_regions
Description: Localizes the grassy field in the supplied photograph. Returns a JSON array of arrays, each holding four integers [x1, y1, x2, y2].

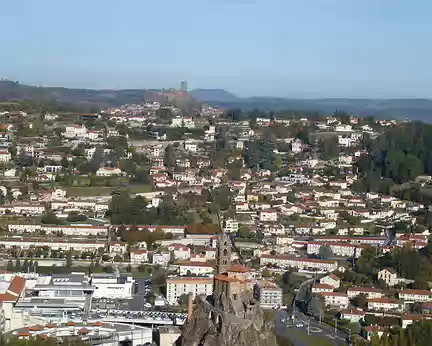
[[66, 185, 152, 197]]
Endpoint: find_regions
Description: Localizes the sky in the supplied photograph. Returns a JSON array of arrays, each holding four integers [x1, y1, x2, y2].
[[1, 0, 431, 98]]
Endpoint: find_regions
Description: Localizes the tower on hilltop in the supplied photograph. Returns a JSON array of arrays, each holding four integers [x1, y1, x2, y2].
[[180, 80, 188, 92], [216, 231, 231, 274]]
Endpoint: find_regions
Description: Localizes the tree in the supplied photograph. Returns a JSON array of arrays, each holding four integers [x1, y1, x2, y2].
[[262, 268, 272, 278], [6, 260, 13, 271], [178, 294, 190, 309], [66, 250, 73, 268], [163, 145, 176, 168], [318, 244, 334, 260], [356, 246, 377, 276], [351, 293, 368, 309], [41, 211, 61, 225], [306, 294, 324, 319]]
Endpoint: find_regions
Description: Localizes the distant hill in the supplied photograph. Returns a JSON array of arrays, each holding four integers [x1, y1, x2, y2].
[[191, 88, 432, 121], [190, 89, 239, 103], [0, 81, 161, 111], [1, 81, 432, 121]]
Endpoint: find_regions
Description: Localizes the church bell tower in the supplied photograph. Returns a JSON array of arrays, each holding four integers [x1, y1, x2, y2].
[[216, 231, 232, 274]]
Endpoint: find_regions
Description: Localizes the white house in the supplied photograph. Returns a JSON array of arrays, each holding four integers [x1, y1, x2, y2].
[[130, 249, 149, 263], [320, 274, 340, 288], [96, 167, 123, 176], [177, 261, 214, 276], [340, 309, 365, 323], [0, 150, 11, 162], [312, 283, 334, 294], [320, 292, 349, 309], [367, 298, 404, 312], [167, 244, 191, 260], [153, 252, 171, 266], [65, 125, 87, 138], [184, 142, 197, 152], [259, 209, 278, 222], [398, 289, 432, 303], [347, 287, 384, 299]]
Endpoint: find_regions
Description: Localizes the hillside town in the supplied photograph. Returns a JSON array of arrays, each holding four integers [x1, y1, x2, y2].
[[1, 95, 432, 346]]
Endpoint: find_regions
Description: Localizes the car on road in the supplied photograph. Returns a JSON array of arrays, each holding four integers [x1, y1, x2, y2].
[[296, 323, 304, 328]]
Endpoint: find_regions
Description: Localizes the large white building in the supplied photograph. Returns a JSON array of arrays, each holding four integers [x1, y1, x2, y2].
[[260, 255, 338, 272], [64, 125, 87, 139], [399, 289, 432, 303], [166, 277, 213, 305], [8, 224, 108, 237], [307, 241, 365, 258], [254, 281, 283, 309], [177, 262, 215, 276], [0, 238, 106, 253], [347, 287, 384, 300], [91, 273, 135, 299], [367, 298, 404, 312]]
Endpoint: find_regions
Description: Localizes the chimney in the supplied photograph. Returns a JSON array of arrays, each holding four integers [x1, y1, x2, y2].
[[187, 293, 193, 322]]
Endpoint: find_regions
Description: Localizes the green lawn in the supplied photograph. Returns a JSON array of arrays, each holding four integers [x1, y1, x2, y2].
[[66, 185, 152, 197]]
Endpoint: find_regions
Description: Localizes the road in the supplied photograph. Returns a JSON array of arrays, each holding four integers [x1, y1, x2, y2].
[[274, 310, 348, 346], [275, 276, 350, 346]]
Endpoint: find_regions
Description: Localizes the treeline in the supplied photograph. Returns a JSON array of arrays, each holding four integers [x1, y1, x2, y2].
[[356, 122, 432, 188], [108, 190, 192, 226], [363, 320, 432, 346], [352, 242, 432, 287]]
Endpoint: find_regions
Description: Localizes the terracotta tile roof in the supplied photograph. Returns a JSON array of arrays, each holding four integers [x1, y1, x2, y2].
[[229, 264, 251, 273], [320, 292, 348, 297], [348, 287, 383, 293], [312, 283, 334, 290], [166, 277, 213, 284], [7, 276, 25, 296], [363, 325, 388, 332], [0, 293, 18, 302], [368, 298, 404, 304], [214, 274, 245, 284], [341, 309, 365, 316], [399, 289, 432, 296]]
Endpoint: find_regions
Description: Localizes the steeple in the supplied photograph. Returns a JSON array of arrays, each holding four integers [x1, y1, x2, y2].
[[216, 231, 231, 274]]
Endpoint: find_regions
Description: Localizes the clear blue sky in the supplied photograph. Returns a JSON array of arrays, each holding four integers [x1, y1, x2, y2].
[[1, 0, 431, 98]]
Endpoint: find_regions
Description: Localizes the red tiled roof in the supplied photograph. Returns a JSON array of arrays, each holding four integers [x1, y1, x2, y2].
[[313, 284, 334, 290], [0, 293, 18, 302], [399, 289, 432, 296], [348, 287, 383, 293], [7, 276, 25, 296], [229, 264, 251, 273]]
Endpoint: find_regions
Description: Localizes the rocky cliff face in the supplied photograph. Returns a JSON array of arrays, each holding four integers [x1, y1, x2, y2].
[[181, 296, 278, 346]]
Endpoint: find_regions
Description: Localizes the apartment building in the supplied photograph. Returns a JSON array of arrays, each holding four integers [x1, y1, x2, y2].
[[312, 283, 334, 294], [0, 238, 105, 252], [320, 292, 349, 309], [8, 224, 108, 236], [347, 287, 384, 299], [177, 261, 215, 276], [307, 241, 365, 258], [260, 255, 338, 272], [367, 298, 404, 312], [166, 277, 213, 305], [255, 281, 283, 309], [399, 289, 432, 303]]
